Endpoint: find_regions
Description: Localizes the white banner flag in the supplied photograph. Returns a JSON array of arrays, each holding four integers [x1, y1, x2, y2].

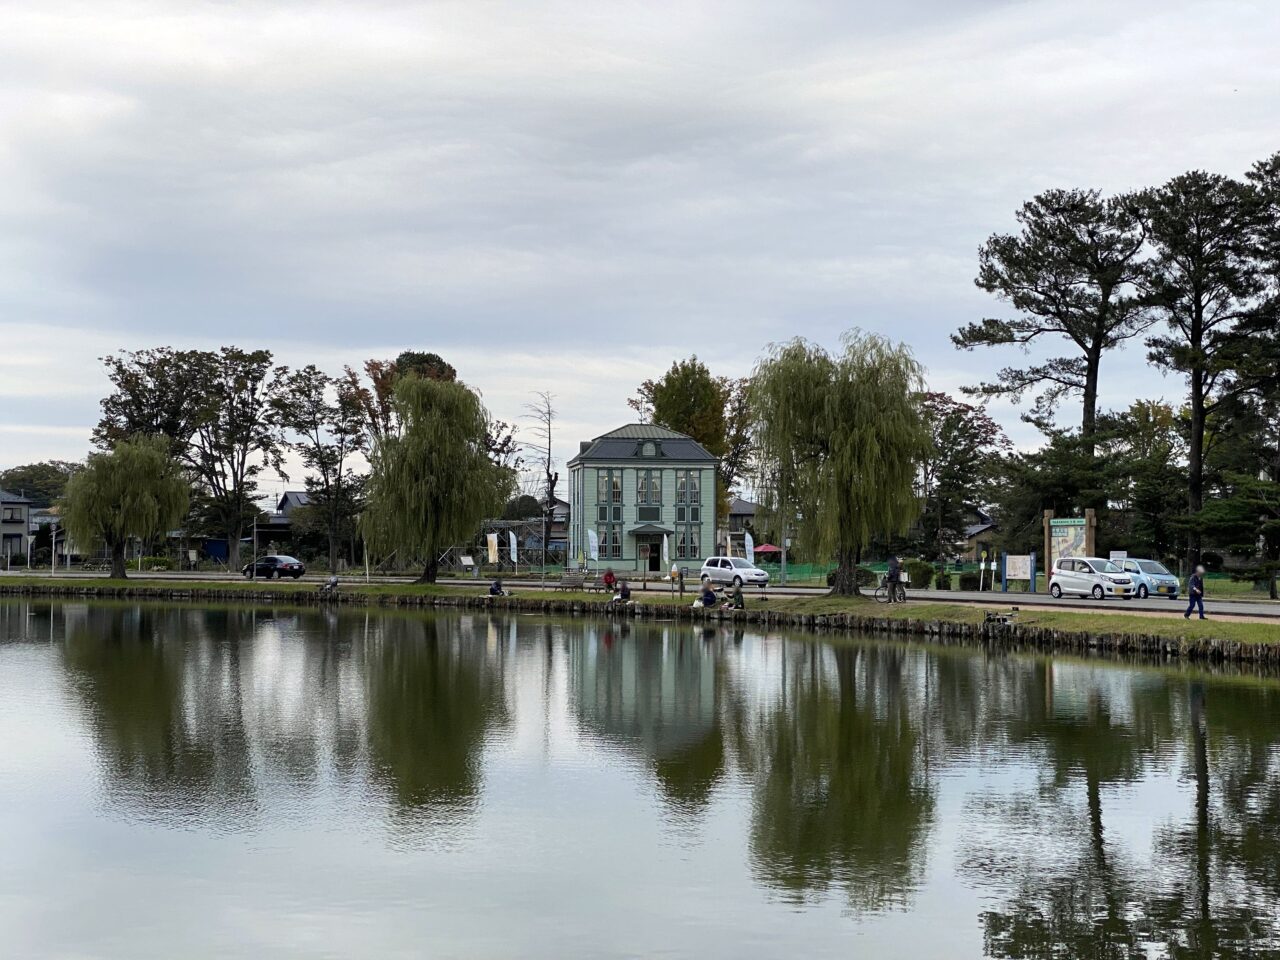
[[745, 531, 755, 564], [661, 533, 669, 567], [508, 530, 518, 565], [587, 529, 599, 562], [486, 532, 499, 565]]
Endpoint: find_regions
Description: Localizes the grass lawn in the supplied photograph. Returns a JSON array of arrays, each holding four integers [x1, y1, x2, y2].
[[762, 593, 1280, 644]]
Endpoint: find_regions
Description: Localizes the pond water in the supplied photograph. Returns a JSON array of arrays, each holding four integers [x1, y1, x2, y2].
[[2, 601, 1279, 958]]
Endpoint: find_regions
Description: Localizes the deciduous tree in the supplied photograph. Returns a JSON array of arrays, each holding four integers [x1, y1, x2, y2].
[[188, 348, 288, 569], [0, 461, 79, 507], [752, 331, 931, 595], [275, 365, 367, 572], [61, 436, 189, 579], [362, 377, 513, 583], [344, 350, 520, 469]]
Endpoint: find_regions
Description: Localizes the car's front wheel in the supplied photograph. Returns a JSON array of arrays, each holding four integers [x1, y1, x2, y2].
[[1050, 583, 1063, 599], [732, 576, 743, 588], [1137, 584, 1148, 599], [1092, 584, 1105, 600]]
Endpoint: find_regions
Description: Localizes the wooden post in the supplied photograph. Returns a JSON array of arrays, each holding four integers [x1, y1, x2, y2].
[[1084, 508, 1097, 557]]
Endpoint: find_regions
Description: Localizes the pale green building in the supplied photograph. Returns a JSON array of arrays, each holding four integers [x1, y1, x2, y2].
[[567, 424, 718, 574]]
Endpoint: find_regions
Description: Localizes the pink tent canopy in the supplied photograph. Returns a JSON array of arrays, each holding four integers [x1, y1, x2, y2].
[[752, 543, 782, 554]]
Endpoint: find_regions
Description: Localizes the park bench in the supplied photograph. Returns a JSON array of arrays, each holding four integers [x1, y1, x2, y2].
[[557, 572, 585, 592]]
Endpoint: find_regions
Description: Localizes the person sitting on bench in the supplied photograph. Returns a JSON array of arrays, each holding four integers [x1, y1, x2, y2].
[[722, 583, 744, 611]]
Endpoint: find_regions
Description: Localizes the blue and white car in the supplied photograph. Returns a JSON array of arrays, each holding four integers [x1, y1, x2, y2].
[[1117, 558, 1181, 599]]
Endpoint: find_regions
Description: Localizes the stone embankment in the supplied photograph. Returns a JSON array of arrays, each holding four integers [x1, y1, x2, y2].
[[2, 581, 1274, 665]]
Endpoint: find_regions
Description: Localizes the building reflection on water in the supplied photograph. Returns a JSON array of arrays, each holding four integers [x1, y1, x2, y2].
[[8, 600, 1279, 954]]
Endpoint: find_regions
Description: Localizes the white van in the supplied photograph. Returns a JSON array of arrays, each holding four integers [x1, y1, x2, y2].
[[1049, 557, 1135, 599]]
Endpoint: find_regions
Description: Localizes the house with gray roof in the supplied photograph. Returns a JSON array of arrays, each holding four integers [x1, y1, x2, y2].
[[567, 424, 718, 573], [1, 489, 32, 561]]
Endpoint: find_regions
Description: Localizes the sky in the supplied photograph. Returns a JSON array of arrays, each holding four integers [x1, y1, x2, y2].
[[2, 0, 1279, 497]]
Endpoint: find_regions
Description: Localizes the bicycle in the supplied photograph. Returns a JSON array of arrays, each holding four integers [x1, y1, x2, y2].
[[874, 577, 907, 604]]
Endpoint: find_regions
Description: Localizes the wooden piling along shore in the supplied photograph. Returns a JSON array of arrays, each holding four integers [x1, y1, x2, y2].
[[2, 581, 1276, 666]]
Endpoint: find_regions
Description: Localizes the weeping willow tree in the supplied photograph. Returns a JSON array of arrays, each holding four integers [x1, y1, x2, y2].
[[752, 330, 931, 595], [363, 376, 513, 583], [62, 435, 190, 579]]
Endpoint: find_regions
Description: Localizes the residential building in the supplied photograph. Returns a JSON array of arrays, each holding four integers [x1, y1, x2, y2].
[[724, 495, 759, 556], [567, 424, 718, 574], [960, 507, 997, 561], [1, 489, 31, 560]]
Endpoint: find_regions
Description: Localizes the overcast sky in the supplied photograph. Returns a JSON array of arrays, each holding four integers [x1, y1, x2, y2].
[[2, 0, 1278, 495]]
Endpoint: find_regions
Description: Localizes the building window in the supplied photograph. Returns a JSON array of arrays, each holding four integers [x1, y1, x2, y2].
[[641, 441, 656, 457], [676, 524, 701, 560], [596, 524, 622, 559], [676, 469, 700, 505], [596, 469, 622, 523], [636, 469, 661, 522], [1, 508, 20, 522]]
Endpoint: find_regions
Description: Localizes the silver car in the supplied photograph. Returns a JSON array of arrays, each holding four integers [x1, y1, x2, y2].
[[1049, 556, 1135, 600], [699, 556, 770, 588], [1117, 558, 1181, 599]]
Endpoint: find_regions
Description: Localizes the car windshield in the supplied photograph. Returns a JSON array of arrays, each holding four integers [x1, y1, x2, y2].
[[1138, 561, 1172, 576], [1095, 560, 1122, 573], [731, 558, 754, 568]]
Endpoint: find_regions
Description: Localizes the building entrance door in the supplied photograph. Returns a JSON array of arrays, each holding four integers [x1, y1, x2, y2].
[[638, 537, 662, 573]]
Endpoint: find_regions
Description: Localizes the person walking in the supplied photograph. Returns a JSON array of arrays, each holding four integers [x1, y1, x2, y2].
[[602, 567, 617, 594], [1184, 565, 1206, 620], [886, 554, 902, 603]]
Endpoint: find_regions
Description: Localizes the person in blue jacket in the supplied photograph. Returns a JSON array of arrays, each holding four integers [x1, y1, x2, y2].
[[1184, 565, 1206, 620]]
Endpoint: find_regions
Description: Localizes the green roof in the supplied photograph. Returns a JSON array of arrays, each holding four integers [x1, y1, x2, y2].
[[595, 423, 691, 440], [569, 423, 718, 466]]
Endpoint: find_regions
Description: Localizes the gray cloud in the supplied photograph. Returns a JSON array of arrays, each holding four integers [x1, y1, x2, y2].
[[2, 0, 1278, 470]]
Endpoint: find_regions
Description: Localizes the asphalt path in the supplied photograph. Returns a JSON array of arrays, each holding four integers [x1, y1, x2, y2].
[[3, 569, 1277, 619]]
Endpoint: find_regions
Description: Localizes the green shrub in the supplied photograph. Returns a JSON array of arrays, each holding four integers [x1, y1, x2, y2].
[[958, 571, 981, 591], [904, 559, 934, 588], [936, 572, 951, 590], [1201, 551, 1224, 573]]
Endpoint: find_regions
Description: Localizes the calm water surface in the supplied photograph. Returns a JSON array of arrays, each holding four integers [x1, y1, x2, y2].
[[1, 601, 1279, 958]]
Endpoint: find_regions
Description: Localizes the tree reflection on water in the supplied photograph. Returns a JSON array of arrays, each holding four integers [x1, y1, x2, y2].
[[38, 602, 1280, 952]]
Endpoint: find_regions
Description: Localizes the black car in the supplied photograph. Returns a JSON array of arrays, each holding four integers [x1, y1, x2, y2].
[[242, 555, 306, 580]]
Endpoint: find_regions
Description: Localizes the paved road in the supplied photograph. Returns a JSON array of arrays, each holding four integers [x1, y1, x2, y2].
[[4, 569, 1277, 619]]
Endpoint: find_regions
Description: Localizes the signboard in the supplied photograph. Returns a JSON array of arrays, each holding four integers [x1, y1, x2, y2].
[[508, 530, 518, 565], [1006, 555, 1032, 580], [587, 529, 599, 562], [745, 531, 755, 565], [1109, 550, 1128, 563], [460, 555, 475, 567], [661, 534, 669, 567], [1049, 517, 1087, 560], [486, 533, 499, 564]]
